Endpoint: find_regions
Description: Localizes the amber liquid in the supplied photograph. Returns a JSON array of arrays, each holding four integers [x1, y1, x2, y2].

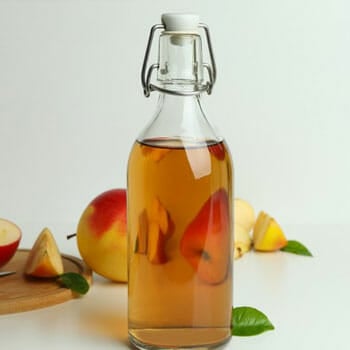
[[127, 138, 233, 349]]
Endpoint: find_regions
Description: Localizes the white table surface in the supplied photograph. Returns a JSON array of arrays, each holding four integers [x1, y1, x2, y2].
[[1, 223, 349, 350]]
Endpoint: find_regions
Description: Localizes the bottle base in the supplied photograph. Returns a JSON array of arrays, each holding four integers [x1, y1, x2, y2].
[[129, 328, 231, 350]]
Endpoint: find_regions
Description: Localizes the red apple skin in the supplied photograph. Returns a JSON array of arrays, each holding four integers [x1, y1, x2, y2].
[[88, 189, 127, 237], [77, 189, 127, 282], [208, 142, 226, 161], [0, 240, 20, 267], [0, 218, 22, 268], [180, 189, 231, 285]]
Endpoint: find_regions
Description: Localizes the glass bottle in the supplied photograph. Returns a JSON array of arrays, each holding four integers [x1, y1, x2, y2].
[[127, 13, 233, 349]]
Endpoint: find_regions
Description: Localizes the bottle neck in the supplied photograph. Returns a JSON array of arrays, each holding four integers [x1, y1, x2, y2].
[[138, 93, 221, 145], [157, 32, 204, 94]]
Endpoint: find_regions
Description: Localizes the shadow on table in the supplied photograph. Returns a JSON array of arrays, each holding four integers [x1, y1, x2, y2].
[[77, 278, 132, 347]]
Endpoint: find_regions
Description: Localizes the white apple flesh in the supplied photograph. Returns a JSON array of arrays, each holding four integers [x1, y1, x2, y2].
[[0, 218, 22, 268]]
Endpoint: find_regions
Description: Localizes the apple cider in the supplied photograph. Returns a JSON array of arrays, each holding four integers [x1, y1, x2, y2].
[[127, 138, 233, 348]]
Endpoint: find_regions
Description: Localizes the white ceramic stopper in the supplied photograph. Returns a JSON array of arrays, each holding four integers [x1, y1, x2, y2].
[[161, 13, 200, 32]]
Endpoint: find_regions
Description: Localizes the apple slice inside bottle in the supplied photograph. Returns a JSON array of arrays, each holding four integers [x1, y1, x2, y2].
[[135, 198, 174, 264]]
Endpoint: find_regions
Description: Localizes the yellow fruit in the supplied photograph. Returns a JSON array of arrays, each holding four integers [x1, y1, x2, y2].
[[25, 228, 64, 277], [234, 198, 255, 232], [253, 211, 287, 251], [234, 223, 252, 259]]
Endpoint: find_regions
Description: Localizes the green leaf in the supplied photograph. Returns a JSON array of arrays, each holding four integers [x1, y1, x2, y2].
[[232, 306, 275, 336], [58, 272, 90, 295], [281, 240, 312, 256]]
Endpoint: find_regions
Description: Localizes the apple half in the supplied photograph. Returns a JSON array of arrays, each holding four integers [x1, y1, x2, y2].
[[0, 218, 22, 268]]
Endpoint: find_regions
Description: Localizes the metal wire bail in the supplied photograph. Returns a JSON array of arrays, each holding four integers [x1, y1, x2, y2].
[[141, 22, 217, 97]]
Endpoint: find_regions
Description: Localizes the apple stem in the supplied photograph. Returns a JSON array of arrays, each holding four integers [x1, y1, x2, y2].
[[66, 233, 77, 240]]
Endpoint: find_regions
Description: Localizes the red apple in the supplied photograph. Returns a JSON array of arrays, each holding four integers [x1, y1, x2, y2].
[[0, 218, 22, 268], [76, 189, 127, 282], [180, 189, 231, 285]]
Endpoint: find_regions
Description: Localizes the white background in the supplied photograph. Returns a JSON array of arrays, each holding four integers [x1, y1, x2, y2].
[[1, 0, 349, 237], [0, 1, 349, 350]]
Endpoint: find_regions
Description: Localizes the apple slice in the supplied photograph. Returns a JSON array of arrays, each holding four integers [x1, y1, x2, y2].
[[0, 218, 22, 267], [208, 142, 226, 160], [141, 145, 171, 162], [25, 228, 64, 277], [147, 198, 174, 264], [147, 221, 168, 264], [135, 198, 174, 264], [180, 189, 231, 285], [149, 197, 173, 237], [135, 210, 148, 254], [253, 211, 287, 251]]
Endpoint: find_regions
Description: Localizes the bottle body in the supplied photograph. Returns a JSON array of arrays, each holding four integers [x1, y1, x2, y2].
[[127, 95, 233, 349], [128, 137, 232, 348]]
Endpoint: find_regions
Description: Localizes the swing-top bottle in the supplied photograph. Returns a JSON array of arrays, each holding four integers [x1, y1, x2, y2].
[[127, 13, 233, 349]]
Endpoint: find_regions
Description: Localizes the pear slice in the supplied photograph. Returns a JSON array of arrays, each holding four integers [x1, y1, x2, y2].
[[25, 228, 64, 277], [253, 211, 287, 251], [234, 224, 252, 259], [234, 198, 255, 233]]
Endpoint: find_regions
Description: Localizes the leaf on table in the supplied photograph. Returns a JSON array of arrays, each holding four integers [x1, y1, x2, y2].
[[58, 272, 90, 295], [281, 240, 312, 256], [232, 306, 275, 336]]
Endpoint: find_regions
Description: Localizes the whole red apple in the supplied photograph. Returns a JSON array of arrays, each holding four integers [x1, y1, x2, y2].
[[76, 189, 127, 282], [0, 218, 22, 268]]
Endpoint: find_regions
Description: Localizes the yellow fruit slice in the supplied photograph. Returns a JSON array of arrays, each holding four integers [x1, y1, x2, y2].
[[253, 211, 287, 251], [25, 228, 64, 277], [234, 198, 255, 232]]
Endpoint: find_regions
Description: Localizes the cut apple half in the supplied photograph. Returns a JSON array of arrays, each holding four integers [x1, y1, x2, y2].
[[180, 189, 231, 285], [253, 211, 287, 251], [25, 227, 64, 277], [0, 218, 22, 268]]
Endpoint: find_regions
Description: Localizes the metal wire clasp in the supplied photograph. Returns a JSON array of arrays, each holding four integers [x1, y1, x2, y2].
[[141, 23, 217, 97]]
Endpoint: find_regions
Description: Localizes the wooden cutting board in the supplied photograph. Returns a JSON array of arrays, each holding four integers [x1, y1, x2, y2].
[[0, 249, 92, 315]]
